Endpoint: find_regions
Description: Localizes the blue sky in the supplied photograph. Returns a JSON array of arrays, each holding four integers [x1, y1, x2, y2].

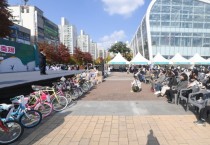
[[8, 0, 150, 49]]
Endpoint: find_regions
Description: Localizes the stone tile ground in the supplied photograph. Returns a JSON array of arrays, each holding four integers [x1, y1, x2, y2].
[[13, 72, 210, 145]]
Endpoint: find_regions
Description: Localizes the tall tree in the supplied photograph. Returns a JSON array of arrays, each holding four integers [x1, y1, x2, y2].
[[94, 57, 104, 65], [109, 41, 131, 60], [0, 0, 14, 38], [73, 47, 84, 65], [108, 41, 130, 54], [83, 52, 93, 64], [38, 42, 57, 64], [57, 44, 70, 64], [105, 54, 112, 63]]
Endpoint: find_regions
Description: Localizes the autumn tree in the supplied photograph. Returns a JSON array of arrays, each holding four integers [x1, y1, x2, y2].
[[69, 56, 77, 65], [94, 57, 104, 65], [57, 44, 70, 64], [83, 52, 93, 64], [105, 54, 112, 63], [38, 42, 57, 64], [0, 0, 14, 38], [73, 47, 84, 65]]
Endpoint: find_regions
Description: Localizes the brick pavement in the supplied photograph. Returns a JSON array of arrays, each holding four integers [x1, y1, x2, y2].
[[17, 115, 210, 145], [13, 72, 210, 145], [81, 72, 158, 101]]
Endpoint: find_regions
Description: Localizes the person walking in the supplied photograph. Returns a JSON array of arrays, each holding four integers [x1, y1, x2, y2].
[[39, 48, 47, 75]]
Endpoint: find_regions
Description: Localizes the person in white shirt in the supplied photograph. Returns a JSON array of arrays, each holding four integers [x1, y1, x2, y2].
[[131, 75, 142, 92]]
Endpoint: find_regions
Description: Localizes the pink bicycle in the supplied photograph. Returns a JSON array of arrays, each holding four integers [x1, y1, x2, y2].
[[26, 92, 53, 118]]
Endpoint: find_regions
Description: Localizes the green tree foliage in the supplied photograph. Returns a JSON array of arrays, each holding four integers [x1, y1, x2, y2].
[[105, 54, 112, 63], [0, 0, 14, 38], [108, 41, 130, 54], [69, 56, 77, 65], [125, 53, 133, 61], [108, 41, 131, 60]]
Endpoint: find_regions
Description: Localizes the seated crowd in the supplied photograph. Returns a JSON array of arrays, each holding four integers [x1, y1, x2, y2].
[[131, 65, 210, 125]]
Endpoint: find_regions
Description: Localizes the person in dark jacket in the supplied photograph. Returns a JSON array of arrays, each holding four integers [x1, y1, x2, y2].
[[166, 73, 188, 103], [39, 49, 47, 75], [194, 99, 210, 125]]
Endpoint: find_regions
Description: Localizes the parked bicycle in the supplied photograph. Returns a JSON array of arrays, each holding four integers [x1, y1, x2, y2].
[[0, 104, 24, 144], [26, 93, 53, 118], [31, 85, 68, 111], [10, 95, 42, 128]]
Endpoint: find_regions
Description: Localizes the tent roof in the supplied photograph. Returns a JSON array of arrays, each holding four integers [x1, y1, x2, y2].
[[189, 53, 210, 65], [108, 53, 129, 65], [170, 53, 190, 64], [152, 53, 171, 64], [130, 52, 150, 65]]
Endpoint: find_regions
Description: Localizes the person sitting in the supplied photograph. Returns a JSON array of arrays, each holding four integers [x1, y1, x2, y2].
[[166, 73, 188, 103], [189, 69, 198, 83], [160, 70, 178, 97], [150, 69, 158, 92], [188, 71, 199, 88], [131, 75, 142, 92], [153, 70, 166, 95], [194, 97, 210, 125]]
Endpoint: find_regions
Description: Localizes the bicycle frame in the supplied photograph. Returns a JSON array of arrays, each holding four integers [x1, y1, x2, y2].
[[26, 94, 53, 118], [0, 105, 15, 132], [10, 96, 31, 121], [11, 104, 27, 120], [35, 88, 61, 103], [0, 120, 9, 132]]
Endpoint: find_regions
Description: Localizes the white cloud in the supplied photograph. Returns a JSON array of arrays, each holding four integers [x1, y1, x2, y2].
[[102, 0, 145, 17], [98, 30, 126, 49]]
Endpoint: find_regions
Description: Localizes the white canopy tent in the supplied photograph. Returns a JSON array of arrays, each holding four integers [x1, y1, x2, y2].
[[189, 53, 210, 65], [152, 53, 171, 65], [108, 53, 130, 65], [170, 53, 190, 65], [130, 52, 150, 65]]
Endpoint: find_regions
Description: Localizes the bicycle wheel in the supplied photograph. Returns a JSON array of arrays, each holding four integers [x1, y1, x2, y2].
[[0, 120, 24, 144], [35, 102, 52, 118], [69, 89, 79, 100], [65, 93, 72, 104], [52, 96, 68, 111], [19, 110, 42, 128], [81, 83, 89, 92]]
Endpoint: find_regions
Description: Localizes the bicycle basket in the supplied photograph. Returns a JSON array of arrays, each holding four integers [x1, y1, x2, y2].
[[41, 93, 50, 102], [11, 95, 28, 106], [41, 93, 47, 101]]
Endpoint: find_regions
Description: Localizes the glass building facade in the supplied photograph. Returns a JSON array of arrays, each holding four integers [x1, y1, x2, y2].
[[130, 0, 210, 60]]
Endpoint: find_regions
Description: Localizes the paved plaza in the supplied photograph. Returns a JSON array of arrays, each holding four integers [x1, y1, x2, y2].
[[13, 72, 210, 145]]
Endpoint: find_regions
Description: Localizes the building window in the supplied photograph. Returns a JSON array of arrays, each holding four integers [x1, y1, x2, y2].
[[26, 8, 29, 13], [21, 7, 24, 13]]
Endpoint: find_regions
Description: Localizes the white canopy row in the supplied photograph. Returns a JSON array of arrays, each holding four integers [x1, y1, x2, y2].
[[108, 52, 210, 65]]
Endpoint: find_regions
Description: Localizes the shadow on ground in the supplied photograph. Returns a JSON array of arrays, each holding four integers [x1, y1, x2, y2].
[[11, 109, 72, 145], [146, 130, 160, 145]]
